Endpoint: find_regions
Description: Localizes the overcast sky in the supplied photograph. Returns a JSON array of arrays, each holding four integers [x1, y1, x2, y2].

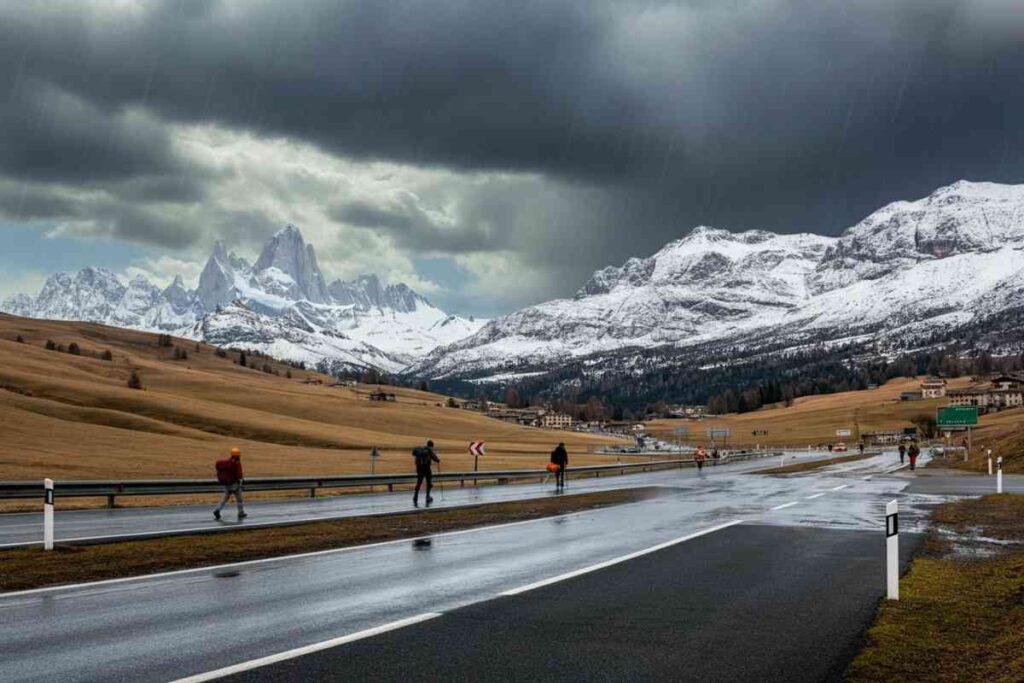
[[1, 0, 1023, 316]]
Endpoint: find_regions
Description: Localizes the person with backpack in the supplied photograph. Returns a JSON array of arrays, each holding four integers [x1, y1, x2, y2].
[[907, 441, 920, 471], [214, 447, 247, 520], [898, 443, 906, 465], [550, 442, 568, 490], [694, 446, 707, 474], [412, 440, 440, 507]]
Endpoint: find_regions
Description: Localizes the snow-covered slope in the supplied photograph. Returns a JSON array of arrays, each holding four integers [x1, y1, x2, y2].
[[412, 180, 1024, 382], [1, 224, 485, 372]]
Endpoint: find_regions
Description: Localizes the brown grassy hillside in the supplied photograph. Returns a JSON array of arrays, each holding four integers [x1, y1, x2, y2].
[[647, 376, 975, 448], [648, 375, 1024, 471], [0, 314, 626, 480]]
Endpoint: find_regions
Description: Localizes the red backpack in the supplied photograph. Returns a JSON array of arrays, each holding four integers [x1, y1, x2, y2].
[[215, 459, 237, 484]]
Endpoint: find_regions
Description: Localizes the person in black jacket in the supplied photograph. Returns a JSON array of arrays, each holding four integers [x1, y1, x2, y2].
[[551, 442, 568, 490], [413, 440, 440, 507]]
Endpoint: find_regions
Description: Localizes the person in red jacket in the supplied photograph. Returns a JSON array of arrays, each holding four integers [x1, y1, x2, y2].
[[214, 447, 247, 520], [694, 446, 707, 474]]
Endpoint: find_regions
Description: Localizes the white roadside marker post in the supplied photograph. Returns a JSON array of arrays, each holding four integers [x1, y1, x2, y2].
[[997, 456, 1003, 495], [988, 449, 993, 476], [44, 478, 54, 551], [886, 499, 899, 601]]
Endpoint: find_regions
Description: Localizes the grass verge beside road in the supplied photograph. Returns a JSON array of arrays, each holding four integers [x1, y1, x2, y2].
[[847, 495, 1024, 682], [753, 452, 874, 475], [0, 487, 661, 592]]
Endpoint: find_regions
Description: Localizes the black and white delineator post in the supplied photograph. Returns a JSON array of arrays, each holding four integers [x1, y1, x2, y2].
[[988, 449, 993, 476], [886, 499, 899, 601], [44, 478, 54, 551], [997, 456, 1004, 494]]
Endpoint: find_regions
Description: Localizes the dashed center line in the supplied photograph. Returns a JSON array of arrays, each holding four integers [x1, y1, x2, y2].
[[805, 493, 826, 500], [830, 484, 850, 491], [770, 501, 800, 511]]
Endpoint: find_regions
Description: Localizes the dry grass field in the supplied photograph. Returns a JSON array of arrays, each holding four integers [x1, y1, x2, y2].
[[646, 376, 977, 448], [0, 314, 628, 482], [647, 374, 1024, 472]]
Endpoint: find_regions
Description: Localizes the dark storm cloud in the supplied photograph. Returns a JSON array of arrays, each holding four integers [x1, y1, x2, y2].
[[1, 0, 1024, 303], [331, 195, 496, 254]]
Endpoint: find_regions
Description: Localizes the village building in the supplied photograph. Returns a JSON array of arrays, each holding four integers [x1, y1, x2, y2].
[[947, 374, 1024, 413], [920, 377, 947, 399], [540, 412, 574, 429]]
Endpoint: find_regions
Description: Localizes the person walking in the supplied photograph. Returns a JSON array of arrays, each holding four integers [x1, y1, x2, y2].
[[413, 440, 440, 507], [898, 443, 906, 465], [907, 441, 920, 471], [551, 442, 569, 490], [694, 445, 707, 474], [214, 447, 246, 520]]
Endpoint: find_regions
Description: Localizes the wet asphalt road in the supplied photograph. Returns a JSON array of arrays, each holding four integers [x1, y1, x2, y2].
[[230, 525, 923, 683], [0, 452, 950, 683], [0, 451, 837, 548]]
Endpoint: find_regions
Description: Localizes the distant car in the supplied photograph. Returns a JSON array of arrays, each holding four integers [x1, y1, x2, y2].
[[833, 442, 848, 452]]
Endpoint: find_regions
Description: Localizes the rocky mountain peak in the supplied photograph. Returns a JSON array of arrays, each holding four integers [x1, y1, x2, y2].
[[253, 224, 330, 304]]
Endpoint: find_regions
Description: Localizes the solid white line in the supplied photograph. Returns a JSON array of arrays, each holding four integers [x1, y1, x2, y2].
[[169, 612, 442, 683], [499, 519, 743, 596], [830, 484, 850, 491], [0, 501, 643, 599], [805, 493, 826, 500], [770, 501, 800, 511]]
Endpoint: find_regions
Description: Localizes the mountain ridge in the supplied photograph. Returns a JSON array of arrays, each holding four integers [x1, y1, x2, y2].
[[1, 225, 485, 372], [410, 180, 1024, 387]]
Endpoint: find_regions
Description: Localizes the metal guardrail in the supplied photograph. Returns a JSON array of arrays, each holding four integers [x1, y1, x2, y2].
[[0, 452, 782, 506]]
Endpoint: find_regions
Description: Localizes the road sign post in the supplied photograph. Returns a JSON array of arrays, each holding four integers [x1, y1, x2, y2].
[[44, 478, 54, 551], [369, 447, 379, 492], [674, 426, 689, 452], [886, 499, 899, 600], [469, 441, 486, 472]]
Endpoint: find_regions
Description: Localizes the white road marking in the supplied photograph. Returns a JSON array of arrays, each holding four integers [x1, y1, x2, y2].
[[830, 484, 850, 491], [805, 493, 826, 500], [500, 519, 744, 596], [770, 501, 800, 511], [169, 612, 442, 683]]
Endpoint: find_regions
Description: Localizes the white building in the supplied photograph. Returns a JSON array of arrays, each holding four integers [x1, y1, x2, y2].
[[541, 412, 574, 429], [920, 378, 947, 399]]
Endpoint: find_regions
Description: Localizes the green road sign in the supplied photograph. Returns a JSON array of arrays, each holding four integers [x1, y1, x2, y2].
[[937, 406, 978, 427]]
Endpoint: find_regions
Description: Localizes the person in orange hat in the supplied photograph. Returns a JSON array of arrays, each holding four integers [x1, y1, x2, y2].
[[214, 447, 247, 520]]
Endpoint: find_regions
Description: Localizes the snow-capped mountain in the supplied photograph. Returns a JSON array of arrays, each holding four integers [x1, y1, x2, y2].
[[411, 180, 1024, 384], [1, 225, 485, 372]]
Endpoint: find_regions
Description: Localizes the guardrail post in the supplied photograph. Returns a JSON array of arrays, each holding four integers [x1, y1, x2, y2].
[[886, 499, 899, 600], [106, 494, 115, 509], [388, 483, 393, 492], [309, 487, 316, 498], [44, 478, 54, 551], [997, 457, 1003, 494]]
